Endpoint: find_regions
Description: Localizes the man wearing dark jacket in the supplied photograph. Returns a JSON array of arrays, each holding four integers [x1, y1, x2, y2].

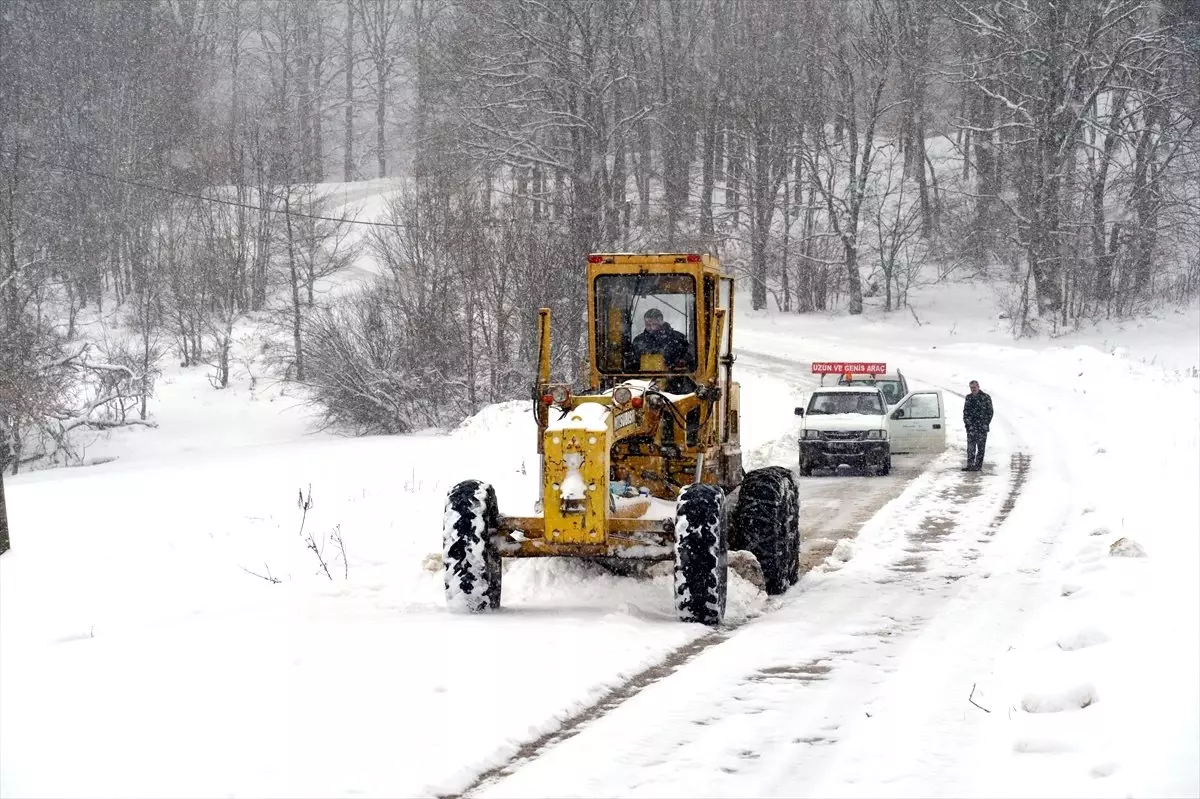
[[963, 380, 994, 471], [630, 308, 692, 371]]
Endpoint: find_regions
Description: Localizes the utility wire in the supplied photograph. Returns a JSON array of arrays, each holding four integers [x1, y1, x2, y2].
[[0, 147, 409, 230]]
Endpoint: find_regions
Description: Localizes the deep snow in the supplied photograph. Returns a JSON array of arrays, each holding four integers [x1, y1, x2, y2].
[[2, 246, 1197, 797]]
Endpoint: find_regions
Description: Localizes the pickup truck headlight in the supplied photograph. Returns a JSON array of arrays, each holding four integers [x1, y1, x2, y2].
[[802, 430, 822, 440], [866, 429, 888, 440]]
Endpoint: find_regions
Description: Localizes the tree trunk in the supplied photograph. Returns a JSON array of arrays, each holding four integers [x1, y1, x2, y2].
[[798, 173, 818, 312], [284, 194, 305, 381], [914, 133, 933, 238], [465, 287, 477, 414], [700, 113, 716, 238], [1088, 92, 1124, 306], [750, 134, 772, 311], [343, 0, 354, 181], [636, 122, 651, 225], [375, 91, 387, 178], [0, 468, 9, 555], [843, 236, 863, 314], [725, 137, 740, 226], [310, 19, 325, 183], [296, 8, 314, 182], [608, 96, 626, 246], [780, 167, 792, 312]]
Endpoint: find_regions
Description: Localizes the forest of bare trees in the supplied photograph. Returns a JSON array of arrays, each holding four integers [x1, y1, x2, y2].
[[1, 0, 1197, 470]]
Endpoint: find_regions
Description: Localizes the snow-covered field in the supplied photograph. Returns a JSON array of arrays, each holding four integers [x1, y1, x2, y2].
[[2, 243, 1197, 796]]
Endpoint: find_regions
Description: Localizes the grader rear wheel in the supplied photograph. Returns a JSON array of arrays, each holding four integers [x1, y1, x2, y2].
[[731, 466, 800, 595]]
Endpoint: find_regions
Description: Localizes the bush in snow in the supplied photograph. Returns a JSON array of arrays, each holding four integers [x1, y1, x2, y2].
[[300, 282, 469, 435]]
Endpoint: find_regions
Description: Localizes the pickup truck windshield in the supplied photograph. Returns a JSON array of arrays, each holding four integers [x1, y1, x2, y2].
[[807, 392, 883, 415], [839, 376, 902, 404]]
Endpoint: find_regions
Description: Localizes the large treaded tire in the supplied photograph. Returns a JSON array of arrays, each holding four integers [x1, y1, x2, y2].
[[731, 466, 801, 595], [673, 483, 729, 626], [443, 479, 502, 613]]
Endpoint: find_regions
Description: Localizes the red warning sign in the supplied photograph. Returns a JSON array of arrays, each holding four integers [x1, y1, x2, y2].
[[811, 361, 887, 375]]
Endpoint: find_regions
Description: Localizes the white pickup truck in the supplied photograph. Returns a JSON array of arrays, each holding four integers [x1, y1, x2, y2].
[[794, 385, 947, 476]]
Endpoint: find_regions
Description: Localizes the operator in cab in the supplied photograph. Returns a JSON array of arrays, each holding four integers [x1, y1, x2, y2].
[[630, 308, 691, 371]]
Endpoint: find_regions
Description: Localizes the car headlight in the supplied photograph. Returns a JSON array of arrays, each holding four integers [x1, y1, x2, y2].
[[866, 429, 888, 440], [612, 386, 632, 405], [802, 430, 822, 440]]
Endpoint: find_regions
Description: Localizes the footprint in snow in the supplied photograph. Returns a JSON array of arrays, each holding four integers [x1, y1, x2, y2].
[[1013, 737, 1076, 754], [1056, 626, 1110, 651], [1020, 682, 1100, 713]]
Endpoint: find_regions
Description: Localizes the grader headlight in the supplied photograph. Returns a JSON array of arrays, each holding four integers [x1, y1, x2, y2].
[[612, 386, 633, 406]]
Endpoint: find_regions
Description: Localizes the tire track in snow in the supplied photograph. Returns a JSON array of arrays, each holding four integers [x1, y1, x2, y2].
[[440, 630, 732, 799], [989, 451, 1030, 533], [886, 451, 1031, 576]]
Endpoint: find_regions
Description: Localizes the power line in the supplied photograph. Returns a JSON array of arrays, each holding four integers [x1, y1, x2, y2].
[[0, 147, 408, 230]]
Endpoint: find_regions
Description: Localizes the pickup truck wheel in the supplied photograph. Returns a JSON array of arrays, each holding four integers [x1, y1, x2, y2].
[[443, 479, 503, 613], [673, 483, 728, 626], [732, 466, 801, 594], [798, 455, 814, 477]]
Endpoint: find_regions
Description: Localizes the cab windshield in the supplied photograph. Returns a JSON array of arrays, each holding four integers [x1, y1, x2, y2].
[[807, 392, 883, 415], [595, 274, 697, 374]]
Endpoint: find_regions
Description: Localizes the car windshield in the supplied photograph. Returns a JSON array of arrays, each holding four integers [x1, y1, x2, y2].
[[807, 392, 883, 415]]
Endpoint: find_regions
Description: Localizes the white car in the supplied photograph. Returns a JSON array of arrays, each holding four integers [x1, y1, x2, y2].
[[794, 385, 946, 476]]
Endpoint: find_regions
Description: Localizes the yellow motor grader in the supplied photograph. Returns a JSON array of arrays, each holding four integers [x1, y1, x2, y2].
[[442, 253, 800, 625]]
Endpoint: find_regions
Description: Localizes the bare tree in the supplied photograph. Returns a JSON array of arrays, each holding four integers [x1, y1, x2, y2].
[[948, 0, 1197, 324], [353, 0, 404, 178], [801, 0, 899, 316], [869, 143, 928, 310], [342, 0, 357, 181], [723, 0, 808, 310], [896, 0, 937, 237]]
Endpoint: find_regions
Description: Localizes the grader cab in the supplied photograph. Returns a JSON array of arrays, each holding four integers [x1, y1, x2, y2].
[[442, 253, 800, 625]]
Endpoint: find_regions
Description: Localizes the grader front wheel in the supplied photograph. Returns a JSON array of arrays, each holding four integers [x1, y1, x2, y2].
[[673, 483, 729, 626], [443, 479, 503, 613]]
